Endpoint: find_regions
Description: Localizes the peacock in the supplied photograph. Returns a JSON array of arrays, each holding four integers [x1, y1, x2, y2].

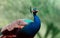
[[16, 8, 41, 38], [0, 8, 41, 38]]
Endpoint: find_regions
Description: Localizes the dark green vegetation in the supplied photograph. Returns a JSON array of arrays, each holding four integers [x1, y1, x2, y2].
[[0, 0, 60, 38]]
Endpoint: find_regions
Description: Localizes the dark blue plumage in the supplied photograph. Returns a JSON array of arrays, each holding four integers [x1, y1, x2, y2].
[[16, 14, 41, 38]]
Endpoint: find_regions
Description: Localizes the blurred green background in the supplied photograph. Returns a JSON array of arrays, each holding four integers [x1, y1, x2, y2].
[[0, 0, 60, 38]]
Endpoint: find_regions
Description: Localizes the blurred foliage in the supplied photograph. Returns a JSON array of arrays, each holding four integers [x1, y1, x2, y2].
[[0, 0, 60, 38]]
